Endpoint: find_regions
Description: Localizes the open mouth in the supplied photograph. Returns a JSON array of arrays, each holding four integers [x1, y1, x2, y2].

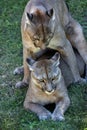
[[45, 89, 55, 95]]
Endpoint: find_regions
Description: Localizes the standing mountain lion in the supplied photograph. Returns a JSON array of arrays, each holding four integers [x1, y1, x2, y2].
[[14, 0, 87, 88], [24, 49, 85, 121]]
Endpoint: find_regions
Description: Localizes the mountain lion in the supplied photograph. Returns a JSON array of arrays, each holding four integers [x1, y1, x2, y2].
[[14, 0, 87, 88], [24, 52, 70, 121], [23, 49, 85, 121]]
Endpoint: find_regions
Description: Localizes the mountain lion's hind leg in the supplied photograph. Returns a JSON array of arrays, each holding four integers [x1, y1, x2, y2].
[[65, 17, 87, 80]]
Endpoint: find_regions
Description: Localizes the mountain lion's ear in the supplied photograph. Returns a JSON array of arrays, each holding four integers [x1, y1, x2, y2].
[[26, 57, 35, 71], [51, 52, 60, 66], [46, 8, 53, 17], [27, 12, 33, 21]]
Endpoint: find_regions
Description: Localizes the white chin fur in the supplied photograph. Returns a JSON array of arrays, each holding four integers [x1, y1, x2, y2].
[[45, 89, 54, 95]]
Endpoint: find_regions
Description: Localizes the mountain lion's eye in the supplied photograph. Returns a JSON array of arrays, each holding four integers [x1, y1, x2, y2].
[[52, 77, 57, 81], [52, 78, 55, 81], [39, 79, 46, 83], [39, 79, 44, 82], [33, 36, 40, 41]]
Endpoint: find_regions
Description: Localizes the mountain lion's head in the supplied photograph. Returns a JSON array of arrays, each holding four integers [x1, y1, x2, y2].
[[27, 53, 62, 95], [25, 0, 55, 49]]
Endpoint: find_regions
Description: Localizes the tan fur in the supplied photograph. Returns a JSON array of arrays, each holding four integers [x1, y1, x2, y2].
[[14, 0, 87, 88], [24, 52, 70, 121], [35, 48, 86, 86], [23, 49, 85, 120]]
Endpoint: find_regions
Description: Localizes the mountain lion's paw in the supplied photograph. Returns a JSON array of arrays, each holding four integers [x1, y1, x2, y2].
[[13, 66, 24, 75], [15, 81, 28, 88], [75, 78, 87, 84], [52, 113, 65, 121], [39, 112, 51, 120]]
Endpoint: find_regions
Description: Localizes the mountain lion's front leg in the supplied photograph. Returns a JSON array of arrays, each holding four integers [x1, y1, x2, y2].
[[24, 101, 51, 120], [15, 47, 30, 88], [52, 95, 70, 121]]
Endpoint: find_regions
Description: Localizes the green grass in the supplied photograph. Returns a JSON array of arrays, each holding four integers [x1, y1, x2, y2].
[[0, 0, 87, 130]]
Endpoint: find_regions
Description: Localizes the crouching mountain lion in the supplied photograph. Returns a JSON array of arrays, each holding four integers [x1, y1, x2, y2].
[[14, 0, 87, 88], [24, 49, 85, 121]]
